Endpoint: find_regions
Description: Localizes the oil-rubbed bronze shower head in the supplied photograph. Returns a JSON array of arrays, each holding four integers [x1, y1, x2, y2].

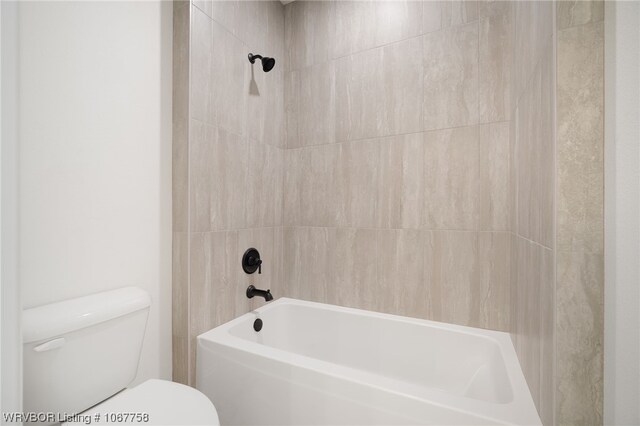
[[248, 53, 275, 72]]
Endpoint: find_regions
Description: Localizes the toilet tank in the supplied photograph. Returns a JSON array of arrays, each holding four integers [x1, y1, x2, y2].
[[23, 287, 151, 419]]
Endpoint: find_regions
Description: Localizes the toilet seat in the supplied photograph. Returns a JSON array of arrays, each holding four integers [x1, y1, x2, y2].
[[64, 379, 219, 425]]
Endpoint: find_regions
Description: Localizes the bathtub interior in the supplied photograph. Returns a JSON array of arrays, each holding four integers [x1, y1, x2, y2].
[[228, 303, 513, 404]]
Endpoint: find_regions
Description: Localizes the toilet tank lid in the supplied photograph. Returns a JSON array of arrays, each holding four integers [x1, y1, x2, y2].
[[23, 287, 151, 344]]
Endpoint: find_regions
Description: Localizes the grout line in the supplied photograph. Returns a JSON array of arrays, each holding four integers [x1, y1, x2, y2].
[[283, 120, 513, 152]]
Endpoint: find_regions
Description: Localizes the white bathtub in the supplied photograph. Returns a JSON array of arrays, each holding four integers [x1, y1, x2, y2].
[[196, 298, 540, 425]]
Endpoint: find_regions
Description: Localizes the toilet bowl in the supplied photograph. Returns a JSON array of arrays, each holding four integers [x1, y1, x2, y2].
[[23, 287, 218, 426], [63, 380, 219, 425]]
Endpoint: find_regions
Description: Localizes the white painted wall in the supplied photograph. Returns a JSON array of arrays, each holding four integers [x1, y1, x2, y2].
[[604, 2, 640, 424], [17, 1, 172, 385], [1, 0, 22, 415]]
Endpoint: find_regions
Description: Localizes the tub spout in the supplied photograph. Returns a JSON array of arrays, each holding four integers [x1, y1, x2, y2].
[[246, 285, 273, 301]]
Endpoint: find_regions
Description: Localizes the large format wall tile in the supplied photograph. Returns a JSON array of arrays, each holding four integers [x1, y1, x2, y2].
[[247, 60, 284, 148], [284, 0, 334, 72], [212, 20, 248, 136], [286, 61, 336, 148], [425, 231, 478, 326], [556, 250, 604, 425], [190, 121, 248, 231], [190, 7, 214, 125], [424, 126, 479, 230], [344, 139, 379, 228], [557, 22, 604, 254], [245, 139, 283, 228], [172, 232, 189, 385], [477, 232, 510, 330], [377, 229, 425, 318], [479, 8, 511, 123], [423, 1, 478, 34], [283, 227, 378, 309], [173, 3, 190, 233], [334, 1, 423, 58], [557, 0, 604, 30], [556, 19, 604, 426], [423, 22, 478, 130], [512, 1, 553, 103], [336, 36, 423, 141], [479, 122, 510, 231], [378, 133, 424, 229], [284, 144, 348, 227]]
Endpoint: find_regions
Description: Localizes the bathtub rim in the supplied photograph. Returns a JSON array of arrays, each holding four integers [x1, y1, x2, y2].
[[196, 297, 541, 425]]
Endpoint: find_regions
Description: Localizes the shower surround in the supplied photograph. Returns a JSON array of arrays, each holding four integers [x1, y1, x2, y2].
[[172, 1, 605, 425]]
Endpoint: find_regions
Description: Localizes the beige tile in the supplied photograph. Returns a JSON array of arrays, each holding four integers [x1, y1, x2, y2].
[[378, 133, 424, 229], [424, 126, 479, 230], [326, 228, 378, 310], [212, 20, 248, 136], [190, 122, 248, 231], [286, 61, 336, 148], [192, 0, 212, 18], [539, 246, 555, 426], [172, 232, 189, 384], [336, 36, 423, 141], [539, 48, 555, 249], [477, 232, 510, 330], [423, 22, 479, 130], [283, 227, 379, 310], [479, 11, 511, 123], [334, 1, 423, 58], [208, 1, 283, 53], [425, 231, 478, 326], [190, 7, 214, 125], [514, 237, 541, 409], [189, 231, 239, 336], [188, 230, 239, 385], [515, 74, 539, 242], [556, 19, 604, 426], [344, 139, 379, 228], [479, 122, 510, 231], [284, 144, 348, 227], [557, 22, 604, 254], [508, 118, 517, 233], [173, 2, 190, 233], [284, 70, 299, 149], [513, 1, 553, 102], [508, 233, 518, 337], [556, 250, 604, 425], [557, 0, 604, 30], [283, 226, 329, 301], [478, 1, 510, 18], [333, 1, 375, 58], [374, 1, 423, 47], [423, 1, 478, 34], [284, 0, 334, 72], [422, 1, 444, 34], [442, 0, 478, 27], [247, 59, 284, 148], [377, 229, 425, 318], [245, 139, 283, 228]]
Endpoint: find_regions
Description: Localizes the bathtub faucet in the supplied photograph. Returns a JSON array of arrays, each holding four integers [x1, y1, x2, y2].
[[246, 285, 273, 302]]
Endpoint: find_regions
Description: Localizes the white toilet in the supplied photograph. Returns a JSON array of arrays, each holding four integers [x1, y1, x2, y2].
[[23, 287, 219, 425]]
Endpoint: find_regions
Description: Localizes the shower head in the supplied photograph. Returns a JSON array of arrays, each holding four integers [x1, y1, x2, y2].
[[248, 53, 276, 72]]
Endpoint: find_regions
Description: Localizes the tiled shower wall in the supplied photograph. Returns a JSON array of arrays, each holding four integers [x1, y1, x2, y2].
[[509, 1, 605, 425], [173, 2, 605, 424], [556, 1, 604, 424], [172, 0, 286, 385], [282, 1, 513, 330], [509, 1, 555, 424]]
